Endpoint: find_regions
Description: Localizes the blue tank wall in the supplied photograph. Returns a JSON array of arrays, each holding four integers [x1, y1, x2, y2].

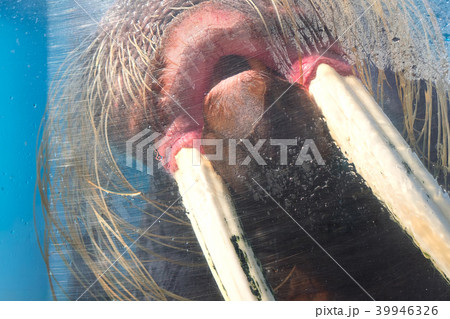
[[0, 0, 49, 300]]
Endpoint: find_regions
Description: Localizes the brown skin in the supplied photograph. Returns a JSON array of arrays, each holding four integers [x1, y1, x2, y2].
[[200, 57, 450, 300], [202, 66, 331, 194], [202, 69, 332, 300]]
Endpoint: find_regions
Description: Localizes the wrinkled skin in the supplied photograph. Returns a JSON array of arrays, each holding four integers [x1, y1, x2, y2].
[[41, 0, 450, 300]]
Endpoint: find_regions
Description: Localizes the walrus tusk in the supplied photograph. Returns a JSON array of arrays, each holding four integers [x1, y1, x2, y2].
[[309, 64, 450, 280], [173, 148, 275, 301]]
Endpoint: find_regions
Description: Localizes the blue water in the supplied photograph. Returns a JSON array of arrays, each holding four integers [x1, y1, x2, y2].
[[0, 0, 49, 300], [0, 0, 448, 301]]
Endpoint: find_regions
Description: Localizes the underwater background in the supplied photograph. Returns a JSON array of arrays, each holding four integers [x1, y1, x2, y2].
[[0, 0, 48, 300], [0, 0, 448, 300]]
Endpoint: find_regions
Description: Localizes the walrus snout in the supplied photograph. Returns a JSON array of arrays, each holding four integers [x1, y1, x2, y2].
[[148, 1, 352, 173], [38, 0, 450, 301]]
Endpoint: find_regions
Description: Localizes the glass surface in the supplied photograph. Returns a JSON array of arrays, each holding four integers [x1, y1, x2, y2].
[[0, 0, 448, 301]]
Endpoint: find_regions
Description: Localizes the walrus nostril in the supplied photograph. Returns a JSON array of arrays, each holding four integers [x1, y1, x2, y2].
[[211, 55, 252, 87]]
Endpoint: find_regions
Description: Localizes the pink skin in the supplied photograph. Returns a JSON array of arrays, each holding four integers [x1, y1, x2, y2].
[[289, 54, 353, 89], [156, 3, 353, 173]]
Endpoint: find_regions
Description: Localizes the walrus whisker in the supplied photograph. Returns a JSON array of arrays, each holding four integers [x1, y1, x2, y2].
[[37, 0, 449, 300]]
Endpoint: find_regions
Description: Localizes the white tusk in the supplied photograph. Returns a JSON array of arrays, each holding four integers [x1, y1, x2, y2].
[[173, 148, 275, 301], [309, 64, 450, 279]]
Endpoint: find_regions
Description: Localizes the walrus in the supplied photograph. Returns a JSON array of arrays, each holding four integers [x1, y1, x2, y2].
[[37, 0, 450, 300]]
